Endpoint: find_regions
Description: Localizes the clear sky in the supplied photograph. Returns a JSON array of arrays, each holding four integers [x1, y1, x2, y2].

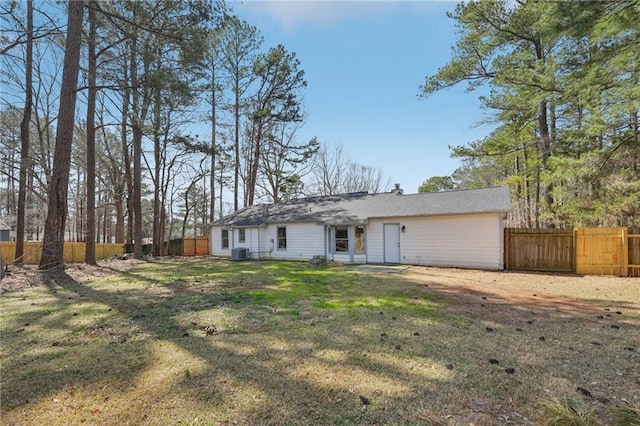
[[230, 0, 495, 194]]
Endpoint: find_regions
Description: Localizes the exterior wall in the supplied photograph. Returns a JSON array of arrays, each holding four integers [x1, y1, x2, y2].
[[367, 213, 504, 269], [366, 222, 386, 263], [353, 254, 367, 264], [211, 223, 325, 261], [210, 226, 230, 257], [267, 222, 325, 260]]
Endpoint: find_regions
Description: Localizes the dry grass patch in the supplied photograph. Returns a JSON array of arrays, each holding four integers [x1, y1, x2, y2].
[[1, 258, 638, 425], [540, 398, 600, 426]]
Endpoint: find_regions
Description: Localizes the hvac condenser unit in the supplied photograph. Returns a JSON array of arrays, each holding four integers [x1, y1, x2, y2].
[[231, 247, 249, 261]]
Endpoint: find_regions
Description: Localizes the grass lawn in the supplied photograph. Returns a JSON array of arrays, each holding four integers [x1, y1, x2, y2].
[[1, 258, 638, 425]]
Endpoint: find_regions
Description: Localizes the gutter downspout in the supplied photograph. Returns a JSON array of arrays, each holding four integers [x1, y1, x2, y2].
[[323, 225, 327, 260], [349, 225, 354, 264], [327, 225, 331, 261]]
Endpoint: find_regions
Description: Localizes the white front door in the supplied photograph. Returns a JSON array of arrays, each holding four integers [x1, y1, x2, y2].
[[383, 223, 401, 263]]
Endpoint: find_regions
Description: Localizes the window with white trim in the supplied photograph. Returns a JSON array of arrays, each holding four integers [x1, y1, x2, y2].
[[335, 226, 348, 252], [221, 229, 229, 249], [277, 227, 287, 249]]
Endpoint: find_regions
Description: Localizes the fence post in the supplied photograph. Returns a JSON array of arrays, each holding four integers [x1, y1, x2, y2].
[[573, 228, 577, 274], [622, 227, 629, 277], [503, 227, 510, 270]]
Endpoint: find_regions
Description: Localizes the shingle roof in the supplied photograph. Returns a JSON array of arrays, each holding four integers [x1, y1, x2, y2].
[[213, 186, 511, 227]]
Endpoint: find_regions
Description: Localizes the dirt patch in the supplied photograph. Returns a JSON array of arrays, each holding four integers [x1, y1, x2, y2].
[[402, 267, 639, 326], [0, 258, 149, 293]]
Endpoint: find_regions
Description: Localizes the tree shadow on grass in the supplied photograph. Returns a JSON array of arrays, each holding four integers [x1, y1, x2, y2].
[[1, 264, 456, 424], [1, 260, 639, 425]]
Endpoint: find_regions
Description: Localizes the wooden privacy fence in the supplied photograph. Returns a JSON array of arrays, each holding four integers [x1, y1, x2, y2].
[[504, 228, 574, 272], [0, 242, 125, 265], [124, 237, 210, 256], [504, 227, 640, 276], [166, 237, 210, 256], [181, 236, 210, 256]]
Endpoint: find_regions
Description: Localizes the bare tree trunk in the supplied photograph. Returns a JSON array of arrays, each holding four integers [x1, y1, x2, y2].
[[218, 159, 224, 219], [95, 193, 101, 242], [246, 122, 263, 206], [182, 178, 199, 239], [202, 184, 208, 234], [233, 83, 240, 211], [129, 34, 143, 260], [535, 40, 553, 213], [160, 207, 167, 255], [160, 161, 172, 256], [39, 0, 84, 270], [121, 80, 134, 248], [115, 196, 124, 243], [537, 99, 551, 226], [103, 205, 108, 243], [15, 0, 33, 264], [85, 1, 97, 264], [209, 56, 216, 222], [523, 143, 532, 229], [152, 77, 162, 257], [132, 124, 143, 259]]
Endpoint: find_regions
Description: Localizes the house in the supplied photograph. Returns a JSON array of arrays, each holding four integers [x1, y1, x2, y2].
[[210, 185, 511, 270], [0, 219, 12, 242]]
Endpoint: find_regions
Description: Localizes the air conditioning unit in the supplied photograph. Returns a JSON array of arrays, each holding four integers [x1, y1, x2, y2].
[[231, 247, 250, 261]]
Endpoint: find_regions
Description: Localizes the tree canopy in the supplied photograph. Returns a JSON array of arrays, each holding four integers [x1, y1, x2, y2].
[[421, 0, 639, 228], [0, 0, 391, 265]]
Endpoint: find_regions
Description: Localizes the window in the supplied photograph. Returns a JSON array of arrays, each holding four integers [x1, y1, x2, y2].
[[335, 226, 348, 252], [238, 228, 246, 243], [355, 226, 365, 253], [277, 227, 287, 249], [221, 229, 229, 249]]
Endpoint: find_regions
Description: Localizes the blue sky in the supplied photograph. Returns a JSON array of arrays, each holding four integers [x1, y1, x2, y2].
[[231, 0, 495, 194]]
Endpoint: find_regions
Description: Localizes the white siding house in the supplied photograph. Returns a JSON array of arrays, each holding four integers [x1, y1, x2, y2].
[[366, 214, 503, 269], [210, 186, 511, 270]]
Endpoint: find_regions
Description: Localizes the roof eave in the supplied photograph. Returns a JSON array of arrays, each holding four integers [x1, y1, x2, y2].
[[367, 209, 511, 220]]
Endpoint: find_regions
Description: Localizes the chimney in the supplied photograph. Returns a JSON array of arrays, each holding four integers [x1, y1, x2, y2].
[[393, 183, 403, 195]]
